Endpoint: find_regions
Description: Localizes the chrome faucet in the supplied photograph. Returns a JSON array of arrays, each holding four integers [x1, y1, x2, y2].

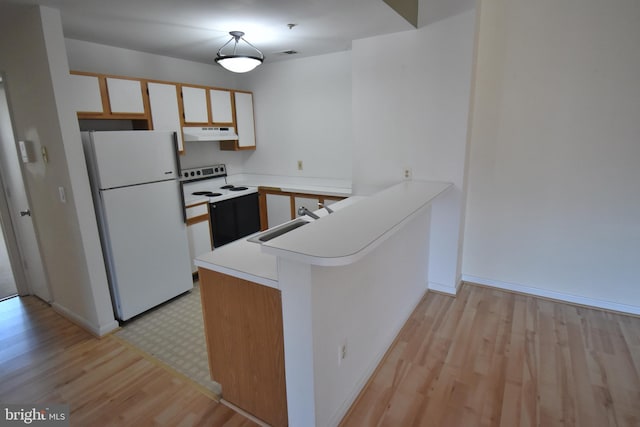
[[318, 202, 334, 214], [297, 206, 320, 219]]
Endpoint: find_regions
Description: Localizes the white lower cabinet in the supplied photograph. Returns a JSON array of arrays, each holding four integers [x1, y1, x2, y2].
[[266, 193, 291, 229], [186, 203, 212, 274]]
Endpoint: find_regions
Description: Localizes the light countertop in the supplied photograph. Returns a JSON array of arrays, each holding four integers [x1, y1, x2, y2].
[[195, 236, 279, 288], [184, 174, 351, 207], [194, 196, 362, 289], [228, 174, 352, 197], [195, 180, 452, 284], [261, 181, 452, 266]]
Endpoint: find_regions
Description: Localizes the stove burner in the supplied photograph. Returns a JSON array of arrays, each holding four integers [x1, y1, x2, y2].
[[193, 191, 222, 197], [220, 185, 235, 190], [229, 186, 248, 191]]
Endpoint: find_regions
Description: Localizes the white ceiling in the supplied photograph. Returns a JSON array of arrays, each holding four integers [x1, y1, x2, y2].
[[0, 0, 414, 65]]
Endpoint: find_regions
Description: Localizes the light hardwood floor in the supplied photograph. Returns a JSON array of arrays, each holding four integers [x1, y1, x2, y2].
[[2, 284, 639, 427], [0, 296, 257, 427], [340, 283, 640, 427]]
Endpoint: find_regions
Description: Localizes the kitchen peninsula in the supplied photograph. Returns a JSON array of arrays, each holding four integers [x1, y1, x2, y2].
[[196, 180, 452, 426]]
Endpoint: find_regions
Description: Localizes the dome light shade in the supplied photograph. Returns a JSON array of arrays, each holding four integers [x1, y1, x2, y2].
[[215, 31, 264, 73]]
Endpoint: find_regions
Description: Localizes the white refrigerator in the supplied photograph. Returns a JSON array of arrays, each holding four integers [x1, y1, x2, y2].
[[83, 130, 192, 321]]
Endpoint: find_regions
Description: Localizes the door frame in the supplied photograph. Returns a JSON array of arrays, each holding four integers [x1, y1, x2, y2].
[[0, 72, 50, 300], [0, 169, 28, 296]]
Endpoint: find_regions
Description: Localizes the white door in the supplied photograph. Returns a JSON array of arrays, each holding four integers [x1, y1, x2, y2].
[[267, 193, 293, 228], [100, 179, 192, 320], [0, 76, 51, 301], [181, 86, 209, 124], [84, 130, 178, 188], [234, 92, 256, 148], [209, 89, 233, 124], [148, 83, 184, 152]]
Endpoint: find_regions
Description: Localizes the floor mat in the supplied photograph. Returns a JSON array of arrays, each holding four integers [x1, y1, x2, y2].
[[115, 283, 222, 396]]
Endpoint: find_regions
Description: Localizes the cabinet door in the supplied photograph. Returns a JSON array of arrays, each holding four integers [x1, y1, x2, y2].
[[70, 74, 104, 113], [182, 86, 209, 124], [266, 194, 292, 228], [210, 89, 233, 124], [148, 82, 184, 152], [187, 220, 211, 274], [234, 92, 256, 148], [199, 269, 288, 427], [106, 77, 145, 114]]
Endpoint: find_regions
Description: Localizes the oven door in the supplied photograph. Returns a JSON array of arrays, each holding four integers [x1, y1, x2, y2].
[[209, 193, 260, 247]]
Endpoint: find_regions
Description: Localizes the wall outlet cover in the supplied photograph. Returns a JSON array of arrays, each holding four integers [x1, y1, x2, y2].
[[403, 167, 412, 180]]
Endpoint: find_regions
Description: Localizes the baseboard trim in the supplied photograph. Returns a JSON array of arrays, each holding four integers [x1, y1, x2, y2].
[[462, 275, 640, 316], [428, 280, 459, 295], [52, 302, 119, 337]]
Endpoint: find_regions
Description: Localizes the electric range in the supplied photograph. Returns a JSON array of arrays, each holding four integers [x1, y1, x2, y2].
[[181, 164, 257, 206], [181, 164, 260, 247]]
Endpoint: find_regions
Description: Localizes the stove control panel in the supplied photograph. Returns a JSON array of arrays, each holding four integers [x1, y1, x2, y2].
[[181, 164, 226, 180]]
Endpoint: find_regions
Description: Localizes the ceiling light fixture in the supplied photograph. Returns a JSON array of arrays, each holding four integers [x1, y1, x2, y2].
[[215, 31, 264, 73]]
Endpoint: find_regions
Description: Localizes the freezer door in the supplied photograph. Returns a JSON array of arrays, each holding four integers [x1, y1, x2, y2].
[[87, 130, 178, 189], [100, 179, 193, 320]]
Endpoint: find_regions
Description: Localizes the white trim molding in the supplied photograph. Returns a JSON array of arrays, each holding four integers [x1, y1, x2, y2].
[[52, 302, 120, 337], [462, 275, 640, 316], [428, 279, 461, 296]]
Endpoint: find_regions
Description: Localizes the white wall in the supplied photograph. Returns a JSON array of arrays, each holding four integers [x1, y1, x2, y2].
[[66, 38, 237, 89], [0, 5, 118, 334], [311, 208, 431, 426], [239, 51, 353, 180], [277, 204, 432, 427], [351, 4, 476, 291], [463, 0, 640, 312], [65, 40, 354, 180]]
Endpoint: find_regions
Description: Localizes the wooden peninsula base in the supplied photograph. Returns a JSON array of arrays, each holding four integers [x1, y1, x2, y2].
[[198, 268, 288, 427]]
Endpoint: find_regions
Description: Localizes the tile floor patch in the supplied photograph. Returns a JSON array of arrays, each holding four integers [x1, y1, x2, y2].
[[115, 283, 222, 395]]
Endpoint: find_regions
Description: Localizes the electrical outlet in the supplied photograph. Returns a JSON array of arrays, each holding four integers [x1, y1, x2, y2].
[[297, 160, 303, 171], [403, 167, 412, 180]]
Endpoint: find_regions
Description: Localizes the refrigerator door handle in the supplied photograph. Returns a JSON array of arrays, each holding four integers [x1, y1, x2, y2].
[[171, 131, 181, 173], [178, 182, 187, 224], [171, 131, 187, 224]]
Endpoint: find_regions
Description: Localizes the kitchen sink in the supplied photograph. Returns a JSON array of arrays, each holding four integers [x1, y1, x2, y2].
[[247, 218, 310, 244]]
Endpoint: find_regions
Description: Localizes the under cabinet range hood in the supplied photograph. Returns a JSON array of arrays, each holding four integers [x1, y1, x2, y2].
[[182, 126, 239, 142]]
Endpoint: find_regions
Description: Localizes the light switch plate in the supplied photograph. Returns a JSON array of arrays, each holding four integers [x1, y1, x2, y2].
[[18, 140, 33, 163]]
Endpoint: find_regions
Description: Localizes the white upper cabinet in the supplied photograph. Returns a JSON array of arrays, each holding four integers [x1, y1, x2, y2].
[[70, 73, 103, 113], [234, 91, 256, 149], [209, 89, 234, 124], [106, 78, 145, 114], [181, 86, 209, 124], [148, 82, 184, 152]]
